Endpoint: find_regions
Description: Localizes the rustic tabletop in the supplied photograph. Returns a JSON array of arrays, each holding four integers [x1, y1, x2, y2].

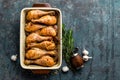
[[0, 0, 120, 80]]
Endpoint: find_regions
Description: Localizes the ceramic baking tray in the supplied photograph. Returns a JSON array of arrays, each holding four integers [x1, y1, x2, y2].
[[20, 7, 62, 69]]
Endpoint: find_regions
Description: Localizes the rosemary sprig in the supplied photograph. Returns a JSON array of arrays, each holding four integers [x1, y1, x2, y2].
[[62, 24, 74, 71]]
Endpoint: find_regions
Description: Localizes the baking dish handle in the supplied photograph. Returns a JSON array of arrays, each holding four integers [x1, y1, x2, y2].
[[32, 3, 51, 7]]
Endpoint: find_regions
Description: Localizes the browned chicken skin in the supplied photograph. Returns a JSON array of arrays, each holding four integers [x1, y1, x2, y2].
[[26, 33, 52, 43], [25, 22, 46, 32], [24, 55, 56, 67], [31, 15, 57, 25], [26, 48, 57, 59], [27, 10, 55, 21], [27, 41, 56, 50], [35, 26, 56, 37]]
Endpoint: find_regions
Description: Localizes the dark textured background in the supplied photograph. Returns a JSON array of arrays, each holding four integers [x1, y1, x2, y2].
[[0, 0, 120, 80]]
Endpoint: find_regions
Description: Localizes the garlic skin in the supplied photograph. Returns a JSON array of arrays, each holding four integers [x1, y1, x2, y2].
[[11, 54, 17, 61], [62, 66, 69, 72], [82, 49, 89, 55], [83, 55, 92, 61]]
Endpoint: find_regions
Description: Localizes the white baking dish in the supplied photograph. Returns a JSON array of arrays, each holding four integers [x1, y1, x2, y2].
[[20, 8, 62, 69]]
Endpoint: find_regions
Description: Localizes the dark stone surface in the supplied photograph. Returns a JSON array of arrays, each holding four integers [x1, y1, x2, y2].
[[0, 0, 120, 80]]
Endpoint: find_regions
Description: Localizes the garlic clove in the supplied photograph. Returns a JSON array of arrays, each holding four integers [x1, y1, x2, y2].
[[11, 54, 17, 61], [88, 57, 92, 59], [82, 49, 89, 55], [62, 66, 69, 72], [83, 55, 92, 61]]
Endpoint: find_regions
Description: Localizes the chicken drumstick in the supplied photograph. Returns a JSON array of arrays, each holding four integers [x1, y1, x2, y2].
[[26, 33, 52, 43], [35, 26, 56, 37], [27, 41, 56, 50], [32, 15, 57, 25], [25, 22, 47, 32], [24, 55, 56, 67], [26, 48, 57, 59], [27, 10, 55, 21]]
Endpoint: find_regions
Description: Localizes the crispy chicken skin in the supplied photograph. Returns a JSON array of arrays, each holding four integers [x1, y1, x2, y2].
[[26, 48, 57, 59], [27, 10, 55, 21], [25, 22, 46, 32], [31, 15, 57, 25], [27, 41, 56, 50], [26, 33, 52, 43], [35, 26, 56, 37], [24, 55, 56, 67]]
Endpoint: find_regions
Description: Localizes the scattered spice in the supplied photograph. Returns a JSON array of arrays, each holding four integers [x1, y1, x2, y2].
[[53, 70, 58, 74]]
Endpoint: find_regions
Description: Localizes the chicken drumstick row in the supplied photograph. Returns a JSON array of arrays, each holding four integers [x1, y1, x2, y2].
[[24, 55, 56, 67]]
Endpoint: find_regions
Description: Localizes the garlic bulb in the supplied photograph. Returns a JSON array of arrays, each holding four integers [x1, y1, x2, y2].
[[62, 66, 69, 72], [82, 49, 89, 55], [83, 55, 92, 61], [11, 54, 17, 61]]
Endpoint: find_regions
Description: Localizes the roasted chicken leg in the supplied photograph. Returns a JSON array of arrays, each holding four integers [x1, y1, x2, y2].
[[26, 33, 52, 43], [27, 41, 56, 50], [26, 48, 57, 59], [25, 22, 46, 32], [32, 15, 57, 25], [27, 10, 55, 21], [35, 26, 56, 37], [24, 55, 56, 67]]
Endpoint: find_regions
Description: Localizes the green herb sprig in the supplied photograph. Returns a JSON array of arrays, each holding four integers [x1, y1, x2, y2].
[[62, 24, 74, 70]]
